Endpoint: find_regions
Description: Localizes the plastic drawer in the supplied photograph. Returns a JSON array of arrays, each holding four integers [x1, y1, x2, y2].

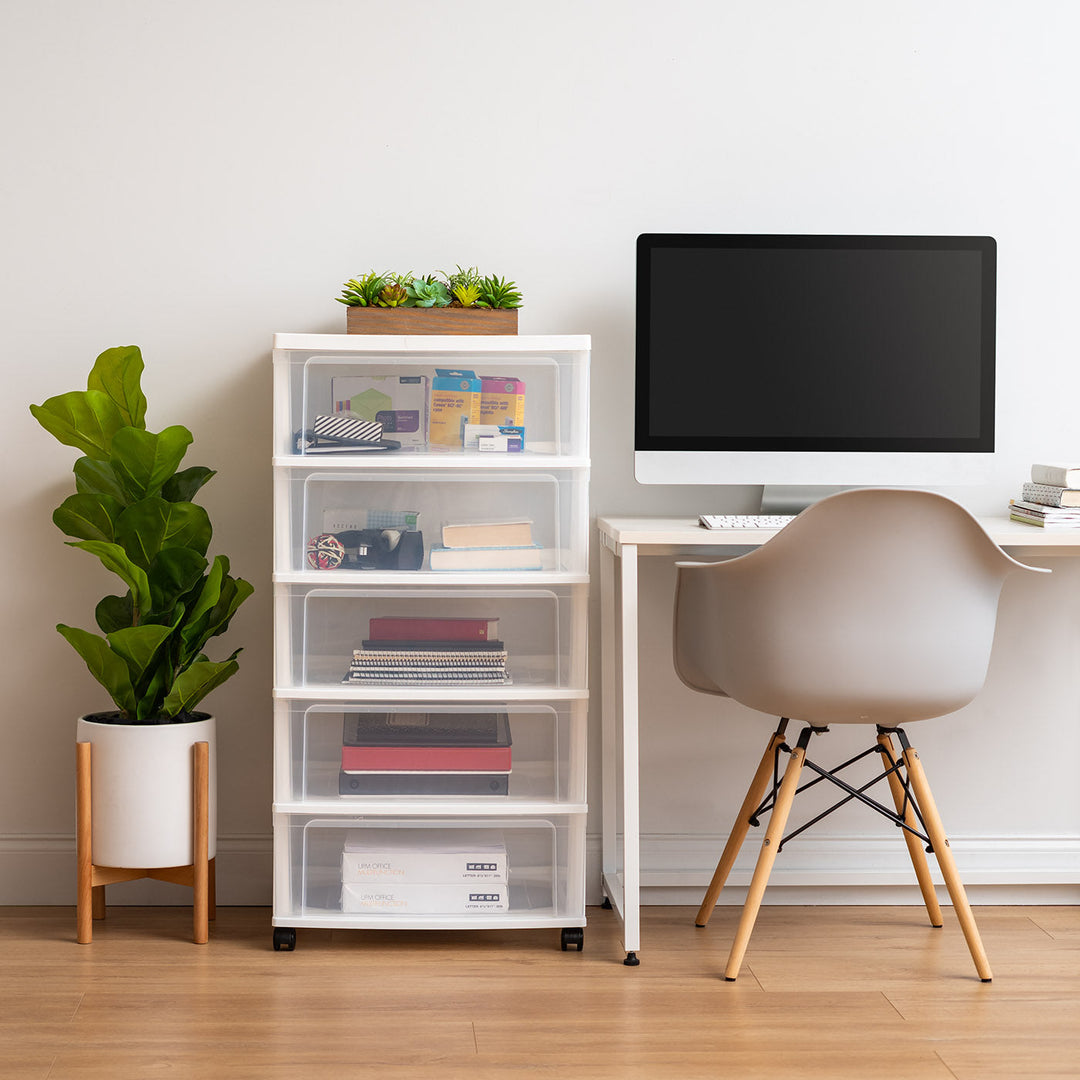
[[273, 815, 586, 923], [274, 584, 587, 691], [274, 468, 588, 575]]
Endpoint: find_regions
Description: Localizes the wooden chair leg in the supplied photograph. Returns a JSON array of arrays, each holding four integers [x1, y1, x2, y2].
[[697, 724, 788, 927], [193, 741, 210, 945], [876, 732, 943, 928], [724, 737, 807, 980], [901, 742, 992, 982], [76, 742, 93, 945]]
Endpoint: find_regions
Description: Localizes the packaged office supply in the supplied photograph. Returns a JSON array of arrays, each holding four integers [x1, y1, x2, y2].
[[480, 376, 526, 427], [429, 369, 481, 446], [330, 374, 429, 448], [341, 881, 509, 913]]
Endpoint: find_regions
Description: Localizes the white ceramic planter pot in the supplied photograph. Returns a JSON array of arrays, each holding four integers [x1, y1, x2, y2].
[[76, 713, 217, 868]]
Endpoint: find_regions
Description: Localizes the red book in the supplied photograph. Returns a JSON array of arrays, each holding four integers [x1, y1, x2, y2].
[[341, 744, 512, 772], [367, 616, 500, 642]]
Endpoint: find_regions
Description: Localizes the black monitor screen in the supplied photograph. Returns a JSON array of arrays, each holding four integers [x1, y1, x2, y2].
[[636, 234, 996, 452]]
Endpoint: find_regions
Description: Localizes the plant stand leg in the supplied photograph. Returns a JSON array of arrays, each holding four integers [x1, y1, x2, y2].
[[193, 741, 209, 945], [877, 732, 942, 928], [76, 742, 93, 945], [696, 723, 788, 928]]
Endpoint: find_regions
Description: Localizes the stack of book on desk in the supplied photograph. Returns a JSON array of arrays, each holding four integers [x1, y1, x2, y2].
[[429, 519, 544, 571], [1010, 463, 1080, 529], [342, 615, 512, 686], [340, 829, 509, 913], [338, 711, 513, 796]]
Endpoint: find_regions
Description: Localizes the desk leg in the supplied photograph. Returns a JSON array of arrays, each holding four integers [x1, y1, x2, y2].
[[600, 542, 617, 890], [620, 544, 641, 965]]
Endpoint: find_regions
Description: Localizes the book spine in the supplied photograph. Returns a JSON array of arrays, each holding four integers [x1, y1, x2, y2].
[[368, 617, 499, 641], [341, 745, 513, 772], [361, 639, 505, 652], [1021, 482, 1080, 507], [1031, 464, 1080, 488], [338, 771, 510, 796]]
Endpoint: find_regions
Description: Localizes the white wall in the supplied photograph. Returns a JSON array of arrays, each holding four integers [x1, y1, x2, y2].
[[2, 0, 1078, 904]]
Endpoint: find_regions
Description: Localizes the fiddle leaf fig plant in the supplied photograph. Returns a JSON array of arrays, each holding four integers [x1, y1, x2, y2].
[[31, 345, 254, 724]]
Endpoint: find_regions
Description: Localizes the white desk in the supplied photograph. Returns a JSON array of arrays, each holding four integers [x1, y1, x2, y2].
[[597, 514, 1080, 965]]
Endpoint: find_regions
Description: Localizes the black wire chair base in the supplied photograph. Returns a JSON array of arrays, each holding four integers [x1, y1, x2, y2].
[[748, 723, 932, 854]]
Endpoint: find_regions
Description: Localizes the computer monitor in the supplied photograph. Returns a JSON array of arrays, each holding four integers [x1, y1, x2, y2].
[[635, 234, 996, 492]]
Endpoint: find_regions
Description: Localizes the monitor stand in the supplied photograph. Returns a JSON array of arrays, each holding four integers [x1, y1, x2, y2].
[[759, 485, 854, 515]]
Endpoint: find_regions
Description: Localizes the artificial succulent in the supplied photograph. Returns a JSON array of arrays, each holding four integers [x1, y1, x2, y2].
[[377, 282, 410, 308], [407, 278, 452, 308], [476, 275, 523, 310], [335, 271, 387, 307]]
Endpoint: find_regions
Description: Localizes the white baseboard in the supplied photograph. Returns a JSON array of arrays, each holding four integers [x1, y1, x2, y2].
[[0, 834, 273, 906], [4, 832, 1078, 907]]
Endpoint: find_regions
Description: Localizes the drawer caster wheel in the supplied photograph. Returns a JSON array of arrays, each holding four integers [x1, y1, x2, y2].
[[273, 927, 296, 951], [561, 927, 584, 952]]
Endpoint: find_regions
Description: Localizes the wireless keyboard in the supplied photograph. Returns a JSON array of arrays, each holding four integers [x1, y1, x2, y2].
[[699, 514, 796, 530]]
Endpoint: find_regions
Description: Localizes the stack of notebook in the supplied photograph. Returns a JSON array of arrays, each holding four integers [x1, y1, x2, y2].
[[342, 615, 512, 686]]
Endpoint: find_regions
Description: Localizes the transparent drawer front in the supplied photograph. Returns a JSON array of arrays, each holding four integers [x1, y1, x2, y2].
[[276, 816, 583, 920], [273, 350, 587, 458], [275, 585, 586, 689], [276, 469, 587, 574], [275, 701, 585, 805]]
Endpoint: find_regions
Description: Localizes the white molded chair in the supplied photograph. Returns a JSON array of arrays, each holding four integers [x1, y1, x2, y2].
[[673, 488, 1048, 982]]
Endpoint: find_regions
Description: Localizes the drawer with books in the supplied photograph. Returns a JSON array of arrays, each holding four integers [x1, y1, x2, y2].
[[275, 585, 587, 691], [275, 468, 588, 575], [274, 701, 587, 809], [275, 816, 586, 924], [273, 341, 589, 459]]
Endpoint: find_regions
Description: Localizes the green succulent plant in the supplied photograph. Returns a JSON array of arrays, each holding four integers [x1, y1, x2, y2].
[[377, 282, 410, 308], [450, 283, 483, 308], [476, 275, 523, 310], [336, 271, 387, 307], [30, 346, 254, 724], [407, 278, 452, 308]]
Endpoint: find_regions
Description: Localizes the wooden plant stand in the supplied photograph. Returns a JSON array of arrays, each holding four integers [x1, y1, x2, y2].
[[76, 740, 215, 944]]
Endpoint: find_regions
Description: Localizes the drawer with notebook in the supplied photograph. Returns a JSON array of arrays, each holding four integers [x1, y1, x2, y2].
[[274, 703, 582, 805]]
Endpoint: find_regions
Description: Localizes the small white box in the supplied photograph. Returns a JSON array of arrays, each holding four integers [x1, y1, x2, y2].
[[341, 881, 509, 913], [340, 829, 507, 883]]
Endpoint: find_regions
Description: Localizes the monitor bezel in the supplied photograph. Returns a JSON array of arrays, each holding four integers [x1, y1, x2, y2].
[[635, 233, 996, 455]]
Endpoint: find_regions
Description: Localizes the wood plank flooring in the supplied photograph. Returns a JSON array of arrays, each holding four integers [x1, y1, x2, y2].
[[1, 904, 1078, 1079]]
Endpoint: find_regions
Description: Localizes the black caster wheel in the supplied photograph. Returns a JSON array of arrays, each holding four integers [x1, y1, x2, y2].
[[623, 951, 640, 966], [600, 896, 613, 910], [273, 927, 296, 951], [560, 927, 584, 952]]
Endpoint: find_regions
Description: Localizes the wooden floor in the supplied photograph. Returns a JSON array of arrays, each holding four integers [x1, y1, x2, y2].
[[2, 904, 1079, 1079]]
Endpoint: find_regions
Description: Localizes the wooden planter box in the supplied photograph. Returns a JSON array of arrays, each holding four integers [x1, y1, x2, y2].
[[346, 306, 518, 336]]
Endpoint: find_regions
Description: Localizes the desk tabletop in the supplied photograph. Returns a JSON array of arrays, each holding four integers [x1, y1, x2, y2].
[[596, 514, 1080, 556]]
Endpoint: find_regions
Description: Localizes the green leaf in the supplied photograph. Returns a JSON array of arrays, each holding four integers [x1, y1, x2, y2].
[[56, 623, 137, 717], [30, 390, 125, 460], [147, 548, 208, 615], [53, 493, 123, 543], [67, 540, 153, 620], [114, 497, 212, 570], [86, 346, 147, 429], [95, 593, 134, 634], [107, 623, 176, 702], [161, 466, 216, 503], [162, 655, 241, 717], [73, 457, 129, 503], [178, 558, 253, 666], [110, 425, 193, 501]]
